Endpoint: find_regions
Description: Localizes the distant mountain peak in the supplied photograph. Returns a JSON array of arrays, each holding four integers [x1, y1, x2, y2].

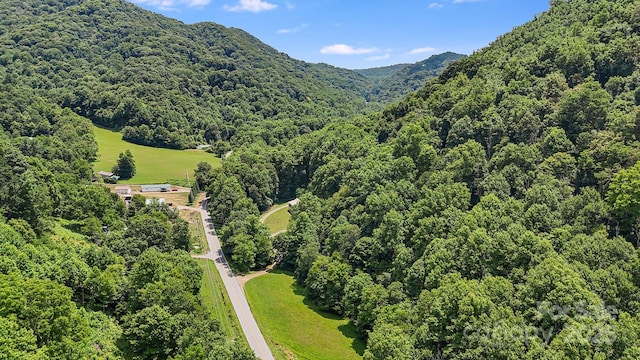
[[355, 52, 466, 102]]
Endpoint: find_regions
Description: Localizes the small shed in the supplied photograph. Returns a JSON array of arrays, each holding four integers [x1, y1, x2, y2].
[[289, 198, 300, 207], [140, 184, 171, 193], [93, 171, 119, 183]]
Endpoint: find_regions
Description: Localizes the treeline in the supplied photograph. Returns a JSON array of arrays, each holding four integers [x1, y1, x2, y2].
[[0, 86, 254, 358], [201, 0, 640, 358]]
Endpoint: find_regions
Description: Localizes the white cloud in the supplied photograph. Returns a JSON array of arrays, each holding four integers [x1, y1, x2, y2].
[[277, 23, 309, 34], [224, 0, 277, 13], [408, 47, 436, 54], [131, 0, 210, 11], [286, 2, 296, 9], [428, 2, 443, 8], [320, 44, 378, 55], [366, 53, 391, 61]]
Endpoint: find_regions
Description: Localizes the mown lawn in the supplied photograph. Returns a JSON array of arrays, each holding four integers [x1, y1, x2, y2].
[[92, 125, 220, 184], [196, 259, 245, 344], [263, 206, 291, 234], [245, 271, 365, 360]]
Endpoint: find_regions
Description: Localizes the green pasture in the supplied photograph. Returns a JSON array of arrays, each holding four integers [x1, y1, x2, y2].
[[92, 126, 220, 184], [262, 206, 291, 234], [245, 272, 365, 360]]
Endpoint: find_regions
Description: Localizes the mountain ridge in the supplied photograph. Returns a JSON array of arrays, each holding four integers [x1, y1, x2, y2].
[[356, 51, 466, 102], [0, 0, 461, 150]]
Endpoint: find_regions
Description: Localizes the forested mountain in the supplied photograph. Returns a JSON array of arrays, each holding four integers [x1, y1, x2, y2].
[[0, 2, 265, 357], [4, 0, 640, 358], [199, 0, 640, 358], [354, 63, 411, 82], [356, 52, 466, 102], [0, 0, 377, 149], [0, 0, 461, 152]]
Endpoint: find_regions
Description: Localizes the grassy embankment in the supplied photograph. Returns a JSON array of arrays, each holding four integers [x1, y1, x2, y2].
[[261, 204, 291, 235], [175, 209, 209, 254], [197, 258, 246, 346], [245, 272, 365, 360], [92, 125, 220, 184]]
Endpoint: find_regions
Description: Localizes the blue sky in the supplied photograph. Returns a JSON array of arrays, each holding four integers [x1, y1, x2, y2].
[[127, 0, 550, 69]]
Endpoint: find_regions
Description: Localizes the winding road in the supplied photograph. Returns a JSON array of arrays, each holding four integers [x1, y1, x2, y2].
[[188, 201, 274, 360]]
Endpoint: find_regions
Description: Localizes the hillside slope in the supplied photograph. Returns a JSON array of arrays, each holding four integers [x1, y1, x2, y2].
[[354, 63, 410, 82], [357, 52, 465, 102], [200, 0, 640, 358], [0, 0, 374, 149]]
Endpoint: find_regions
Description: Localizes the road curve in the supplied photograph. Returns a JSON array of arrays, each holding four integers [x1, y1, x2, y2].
[[258, 204, 289, 223], [188, 202, 274, 360]]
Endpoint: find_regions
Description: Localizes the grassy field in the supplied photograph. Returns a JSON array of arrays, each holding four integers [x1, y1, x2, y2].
[[263, 206, 291, 234], [197, 258, 245, 344], [92, 126, 220, 184], [245, 272, 365, 360], [153, 191, 190, 207]]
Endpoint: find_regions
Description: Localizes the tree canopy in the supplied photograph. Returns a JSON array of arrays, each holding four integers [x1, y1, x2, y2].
[[0, 0, 451, 151], [3, 0, 640, 358], [198, 0, 640, 358], [112, 149, 135, 179]]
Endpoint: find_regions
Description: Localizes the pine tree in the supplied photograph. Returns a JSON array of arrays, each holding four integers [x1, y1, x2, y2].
[[113, 150, 136, 180]]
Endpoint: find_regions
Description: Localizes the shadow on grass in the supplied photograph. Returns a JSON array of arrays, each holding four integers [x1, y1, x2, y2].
[[338, 324, 367, 356]]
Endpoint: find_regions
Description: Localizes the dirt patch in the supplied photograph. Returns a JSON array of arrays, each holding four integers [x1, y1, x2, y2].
[[237, 263, 276, 288], [275, 343, 296, 360]]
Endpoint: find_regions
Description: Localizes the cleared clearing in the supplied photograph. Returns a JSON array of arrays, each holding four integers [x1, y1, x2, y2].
[[245, 272, 365, 360], [178, 209, 209, 254], [92, 125, 220, 184], [262, 206, 291, 235]]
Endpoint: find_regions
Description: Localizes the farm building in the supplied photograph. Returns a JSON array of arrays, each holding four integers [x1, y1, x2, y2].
[[93, 171, 119, 183], [140, 184, 171, 192], [114, 185, 133, 203], [114, 186, 131, 195]]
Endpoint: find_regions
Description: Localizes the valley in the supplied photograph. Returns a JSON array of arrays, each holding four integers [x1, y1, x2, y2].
[[92, 125, 220, 184], [0, 0, 639, 359]]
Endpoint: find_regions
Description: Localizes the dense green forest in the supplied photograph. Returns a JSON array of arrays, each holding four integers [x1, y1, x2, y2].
[[356, 52, 465, 103], [198, 0, 640, 358], [0, 0, 452, 152], [0, 1, 465, 358], [0, 88, 256, 357], [3, 0, 640, 358], [354, 64, 410, 83]]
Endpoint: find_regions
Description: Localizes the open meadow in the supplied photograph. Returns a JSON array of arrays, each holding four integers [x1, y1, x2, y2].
[[262, 205, 292, 235], [92, 126, 220, 184], [245, 272, 365, 360]]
